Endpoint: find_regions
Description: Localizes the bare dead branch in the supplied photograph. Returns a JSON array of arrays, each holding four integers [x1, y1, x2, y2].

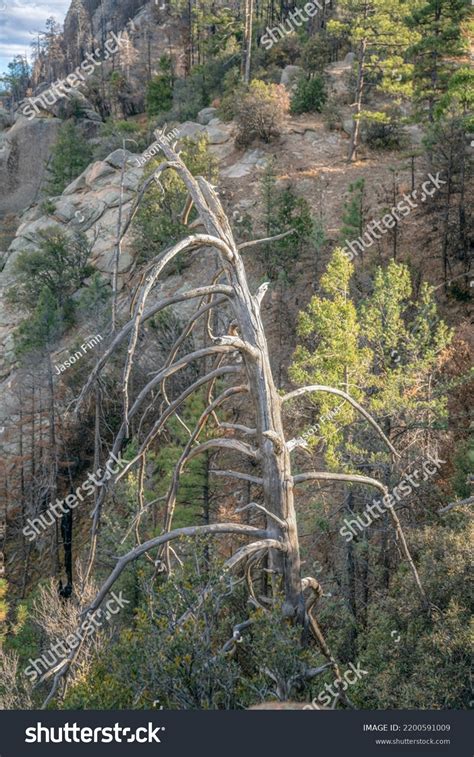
[[238, 228, 296, 250], [282, 385, 399, 458], [304, 663, 333, 679], [295, 472, 427, 602], [211, 334, 260, 359], [438, 496, 474, 513], [187, 438, 260, 463], [219, 422, 256, 436], [74, 285, 233, 412], [210, 470, 264, 486], [224, 538, 285, 571], [293, 471, 388, 496], [236, 502, 287, 529], [219, 619, 254, 655]]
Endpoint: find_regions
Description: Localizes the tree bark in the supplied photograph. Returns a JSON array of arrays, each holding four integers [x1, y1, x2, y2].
[[348, 39, 366, 162]]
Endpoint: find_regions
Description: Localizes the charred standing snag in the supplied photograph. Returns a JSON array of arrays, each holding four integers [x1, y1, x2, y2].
[[43, 138, 427, 707]]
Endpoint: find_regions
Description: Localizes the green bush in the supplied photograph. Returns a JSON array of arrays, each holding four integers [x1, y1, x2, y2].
[[362, 110, 406, 150], [290, 75, 326, 115], [146, 57, 173, 116], [235, 80, 289, 147], [95, 118, 149, 160], [46, 122, 92, 195], [6, 228, 94, 353], [132, 136, 218, 265]]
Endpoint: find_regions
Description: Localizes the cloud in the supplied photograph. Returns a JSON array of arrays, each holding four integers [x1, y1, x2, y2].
[[0, 0, 71, 72]]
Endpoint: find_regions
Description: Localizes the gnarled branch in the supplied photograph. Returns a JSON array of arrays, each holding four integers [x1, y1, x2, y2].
[[74, 285, 233, 412], [42, 523, 271, 708], [187, 438, 260, 463], [282, 385, 399, 458], [295, 472, 427, 601], [210, 469, 264, 486]]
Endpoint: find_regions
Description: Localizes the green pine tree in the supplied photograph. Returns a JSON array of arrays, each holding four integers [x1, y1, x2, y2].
[[259, 164, 314, 280], [146, 56, 173, 116], [340, 178, 365, 245], [7, 229, 94, 353], [328, 0, 422, 160], [14, 286, 65, 354], [408, 0, 471, 120], [290, 249, 372, 469], [46, 122, 92, 195], [289, 249, 453, 470]]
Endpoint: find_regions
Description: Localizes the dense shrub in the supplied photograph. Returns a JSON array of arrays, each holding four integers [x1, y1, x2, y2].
[[146, 57, 173, 116], [95, 118, 149, 160], [290, 75, 326, 114], [362, 110, 406, 150], [6, 229, 98, 353], [61, 552, 323, 710], [132, 136, 218, 265], [235, 80, 289, 147], [46, 121, 92, 195]]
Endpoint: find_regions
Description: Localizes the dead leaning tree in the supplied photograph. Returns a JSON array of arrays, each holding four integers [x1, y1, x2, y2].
[[42, 136, 427, 707]]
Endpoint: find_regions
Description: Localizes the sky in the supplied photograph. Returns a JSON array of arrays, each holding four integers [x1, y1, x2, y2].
[[0, 0, 70, 73]]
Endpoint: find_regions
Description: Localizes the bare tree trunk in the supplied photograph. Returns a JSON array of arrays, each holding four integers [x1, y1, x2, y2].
[[111, 141, 127, 331], [242, 0, 254, 84], [348, 39, 366, 163], [42, 140, 427, 706], [345, 491, 357, 657], [46, 354, 60, 577], [442, 158, 453, 292]]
